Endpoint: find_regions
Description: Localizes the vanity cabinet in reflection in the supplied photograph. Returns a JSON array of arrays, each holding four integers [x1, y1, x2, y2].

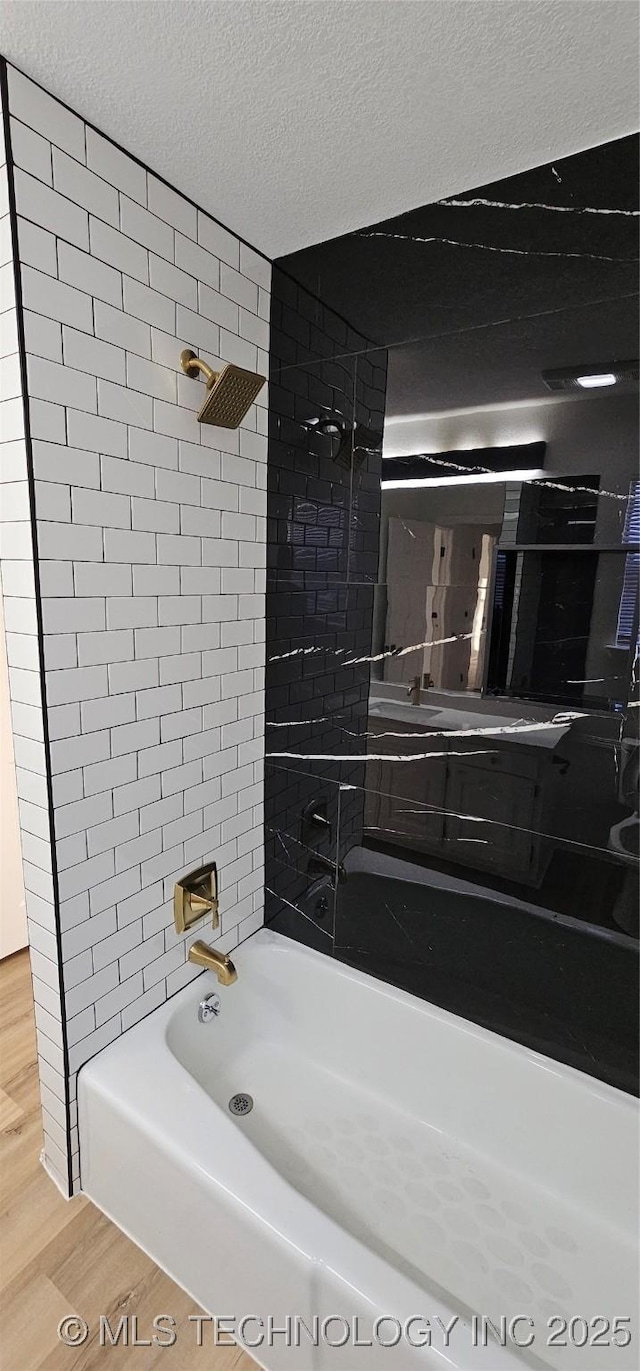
[[365, 714, 553, 885]]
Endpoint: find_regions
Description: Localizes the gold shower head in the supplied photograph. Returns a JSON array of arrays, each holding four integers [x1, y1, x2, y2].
[[180, 350, 266, 428]]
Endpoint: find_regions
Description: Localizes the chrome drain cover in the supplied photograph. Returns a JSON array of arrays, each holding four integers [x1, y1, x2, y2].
[[228, 1092, 253, 1116]]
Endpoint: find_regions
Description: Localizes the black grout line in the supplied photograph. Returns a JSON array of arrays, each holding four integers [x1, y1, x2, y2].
[[1, 54, 272, 268], [1, 54, 75, 1197]]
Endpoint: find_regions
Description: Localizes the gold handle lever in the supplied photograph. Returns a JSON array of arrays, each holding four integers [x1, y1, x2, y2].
[[174, 862, 219, 933]]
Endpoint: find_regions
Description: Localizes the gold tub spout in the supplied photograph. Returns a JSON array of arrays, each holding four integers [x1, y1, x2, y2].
[[188, 939, 237, 986]]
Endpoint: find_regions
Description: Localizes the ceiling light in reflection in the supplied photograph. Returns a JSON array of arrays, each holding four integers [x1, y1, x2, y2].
[[575, 372, 617, 388], [381, 468, 546, 489]]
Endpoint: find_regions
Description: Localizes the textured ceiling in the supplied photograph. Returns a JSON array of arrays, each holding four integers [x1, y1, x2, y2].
[[1, 0, 638, 258]]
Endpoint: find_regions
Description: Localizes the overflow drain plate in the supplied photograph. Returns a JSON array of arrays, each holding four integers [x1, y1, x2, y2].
[[228, 1093, 253, 1116]]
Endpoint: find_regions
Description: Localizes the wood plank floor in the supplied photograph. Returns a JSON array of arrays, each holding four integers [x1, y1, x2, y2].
[[0, 949, 257, 1371]]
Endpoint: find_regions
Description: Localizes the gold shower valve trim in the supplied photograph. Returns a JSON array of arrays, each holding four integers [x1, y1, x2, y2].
[[174, 861, 219, 933], [180, 349, 266, 429]]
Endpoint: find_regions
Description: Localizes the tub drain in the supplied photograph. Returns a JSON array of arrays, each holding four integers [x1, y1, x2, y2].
[[229, 1092, 253, 1116]]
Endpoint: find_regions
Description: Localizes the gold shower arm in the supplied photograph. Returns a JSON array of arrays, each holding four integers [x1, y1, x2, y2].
[[180, 349, 219, 389]]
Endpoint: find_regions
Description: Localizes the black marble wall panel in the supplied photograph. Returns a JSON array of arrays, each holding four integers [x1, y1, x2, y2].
[[266, 136, 639, 1093], [265, 271, 387, 946]]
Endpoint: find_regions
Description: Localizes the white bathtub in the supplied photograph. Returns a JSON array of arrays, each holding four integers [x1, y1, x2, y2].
[[79, 929, 638, 1371]]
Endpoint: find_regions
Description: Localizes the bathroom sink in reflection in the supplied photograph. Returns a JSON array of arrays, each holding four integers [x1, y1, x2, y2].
[[368, 698, 444, 726], [367, 696, 574, 747]]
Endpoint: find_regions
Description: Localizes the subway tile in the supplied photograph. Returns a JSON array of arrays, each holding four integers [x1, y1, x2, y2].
[[46, 664, 108, 706], [83, 751, 137, 797], [159, 652, 201, 685], [106, 596, 157, 629], [29, 398, 66, 444], [219, 329, 257, 372], [131, 496, 179, 533], [9, 68, 86, 161], [123, 275, 175, 333], [148, 176, 196, 239], [0, 309, 20, 360], [63, 327, 126, 384], [72, 486, 131, 530], [38, 518, 96, 567], [239, 307, 270, 351], [160, 707, 202, 742], [134, 625, 180, 659], [42, 597, 105, 634], [77, 628, 133, 667], [163, 810, 203, 850], [86, 127, 146, 203], [90, 216, 148, 282], [102, 455, 154, 498], [127, 353, 176, 403], [58, 849, 114, 902], [67, 408, 127, 459], [53, 148, 119, 226], [128, 425, 177, 470], [132, 564, 180, 595], [14, 167, 89, 250], [197, 213, 239, 270], [175, 233, 220, 290], [153, 398, 199, 444], [136, 683, 182, 719], [32, 440, 100, 489], [175, 306, 221, 360], [120, 195, 174, 260], [158, 595, 201, 626], [21, 265, 93, 332], [149, 254, 196, 310], [220, 262, 258, 313], [119, 931, 164, 980], [95, 972, 144, 1026], [52, 773, 84, 811], [112, 774, 161, 817], [74, 562, 132, 596], [89, 865, 140, 916], [115, 828, 162, 873], [28, 354, 97, 414], [80, 690, 135, 732], [198, 281, 238, 333], [47, 703, 81, 742], [157, 533, 200, 565], [121, 981, 166, 1031], [65, 963, 119, 1018], [200, 477, 239, 512], [108, 657, 159, 694], [87, 810, 139, 858], [10, 117, 53, 184], [181, 621, 220, 652], [68, 1014, 121, 1073], [239, 243, 271, 290], [156, 467, 200, 506], [61, 907, 117, 961], [94, 299, 151, 358], [116, 881, 164, 929], [55, 789, 112, 839], [98, 377, 153, 429], [17, 217, 57, 276], [143, 942, 184, 991], [103, 528, 155, 563], [58, 240, 121, 308], [110, 717, 160, 757], [50, 729, 111, 774]]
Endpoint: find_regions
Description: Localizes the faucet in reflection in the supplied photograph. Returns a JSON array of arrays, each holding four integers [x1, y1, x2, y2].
[[407, 675, 422, 705], [307, 853, 347, 884]]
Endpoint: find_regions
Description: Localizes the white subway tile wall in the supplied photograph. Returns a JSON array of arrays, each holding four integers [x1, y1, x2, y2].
[[1, 81, 75, 1196], [0, 64, 269, 1194]]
